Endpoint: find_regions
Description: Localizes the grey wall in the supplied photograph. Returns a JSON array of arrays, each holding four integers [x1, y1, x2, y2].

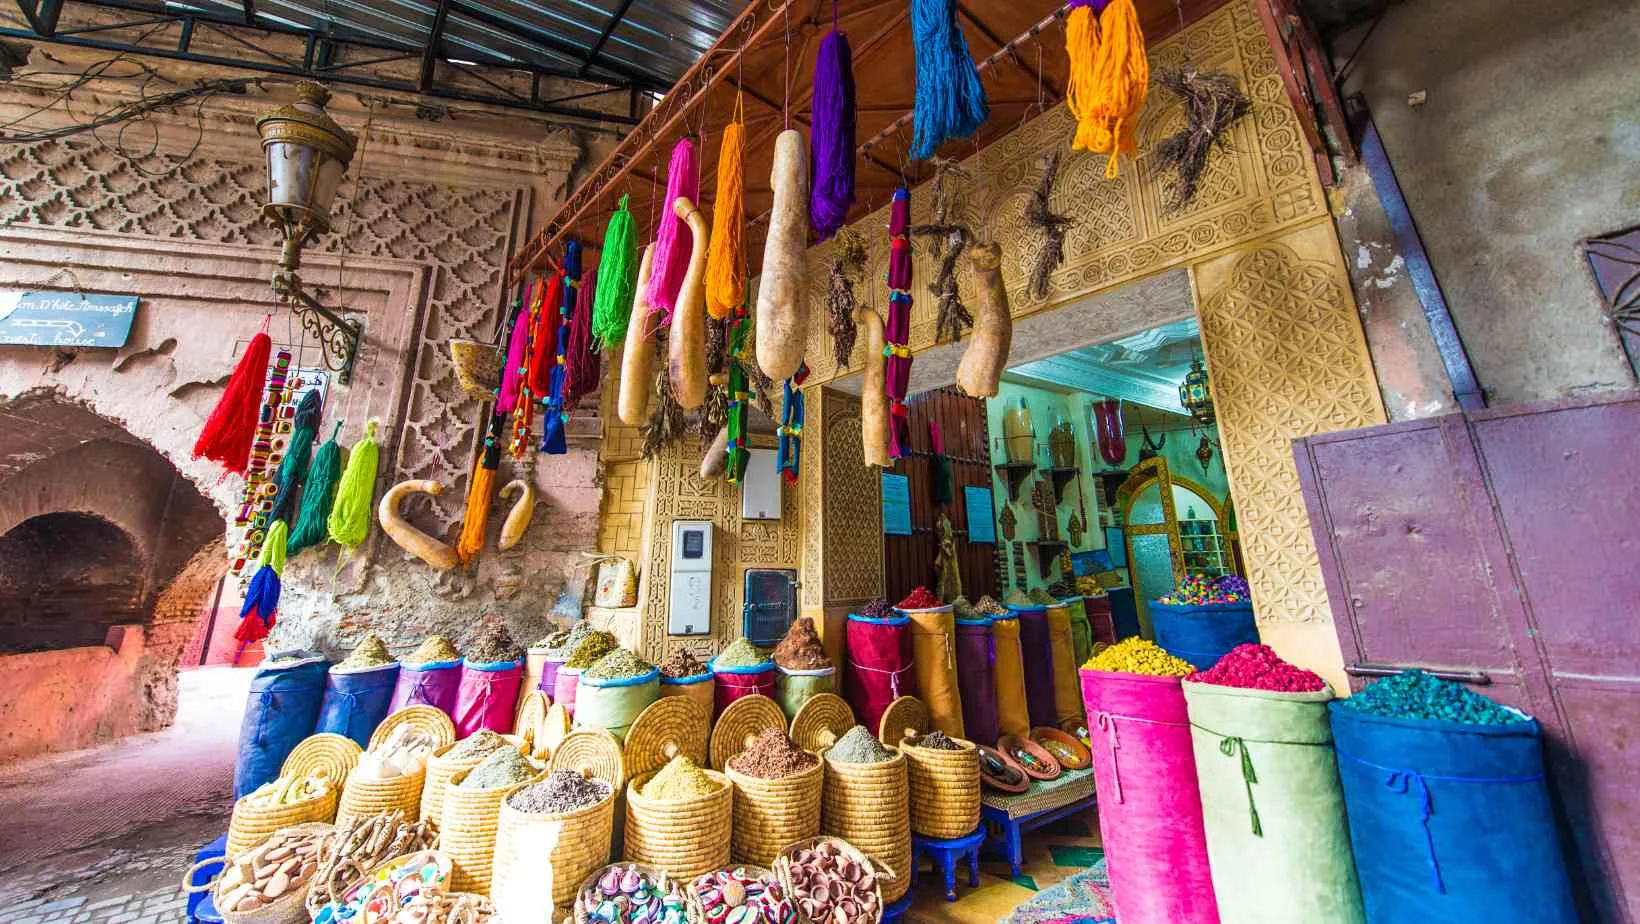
[[1335, 0, 1640, 406]]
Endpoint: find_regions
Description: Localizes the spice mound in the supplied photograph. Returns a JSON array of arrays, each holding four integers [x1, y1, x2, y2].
[[1083, 638, 1195, 677], [1159, 573, 1250, 606], [896, 586, 940, 610], [643, 755, 722, 800], [335, 634, 395, 671], [914, 730, 963, 751], [856, 598, 893, 620], [659, 647, 708, 679], [566, 630, 620, 670], [827, 725, 894, 764], [730, 729, 819, 780], [543, 621, 595, 658], [692, 867, 792, 924], [973, 595, 1009, 617], [1046, 580, 1076, 599], [446, 729, 509, 761], [467, 621, 523, 664], [772, 617, 831, 670], [576, 865, 687, 924], [1075, 575, 1108, 597], [1339, 669, 1527, 725], [1002, 588, 1033, 607], [1027, 587, 1058, 606], [215, 824, 324, 913], [1190, 643, 1327, 693], [714, 637, 770, 669], [460, 747, 536, 789], [402, 635, 460, 666], [587, 648, 656, 680], [952, 596, 977, 619], [508, 770, 613, 814], [783, 840, 880, 924]]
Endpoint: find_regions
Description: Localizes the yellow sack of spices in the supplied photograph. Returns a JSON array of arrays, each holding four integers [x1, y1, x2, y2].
[[990, 616, 1032, 740], [1045, 603, 1084, 725], [906, 606, 965, 739]]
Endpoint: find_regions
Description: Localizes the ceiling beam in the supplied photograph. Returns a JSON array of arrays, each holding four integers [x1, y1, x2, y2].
[[419, 0, 449, 93], [579, 0, 635, 78], [240, 0, 253, 27], [446, 0, 663, 92]]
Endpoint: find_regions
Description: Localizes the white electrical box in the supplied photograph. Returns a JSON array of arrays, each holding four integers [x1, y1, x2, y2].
[[741, 448, 781, 520], [667, 520, 713, 636]]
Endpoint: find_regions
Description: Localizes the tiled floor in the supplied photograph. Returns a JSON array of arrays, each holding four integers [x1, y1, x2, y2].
[[905, 809, 1105, 923]]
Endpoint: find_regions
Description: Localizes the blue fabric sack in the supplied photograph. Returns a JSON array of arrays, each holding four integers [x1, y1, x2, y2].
[[232, 655, 328, 799], [1149, 600, 1257, 671], [315, 661, 400, 748], [1329, 703, 1577, 923]]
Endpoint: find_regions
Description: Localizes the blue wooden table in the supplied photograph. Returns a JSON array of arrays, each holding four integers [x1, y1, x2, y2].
[[979, 768, 1098, 876]]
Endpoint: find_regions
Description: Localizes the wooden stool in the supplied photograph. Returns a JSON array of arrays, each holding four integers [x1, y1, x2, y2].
[[910, 828, 986, 901]]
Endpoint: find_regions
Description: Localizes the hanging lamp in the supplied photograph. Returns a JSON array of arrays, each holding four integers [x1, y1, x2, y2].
[[1178, 357, 1215, 425]]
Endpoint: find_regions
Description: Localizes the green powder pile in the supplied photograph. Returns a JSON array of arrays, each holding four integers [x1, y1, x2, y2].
[[402, 635, 460, 666], [714, 637, 769, 669], [541, 622, 593, 658], [447, 729, 509, 761], [1339, 669, 1527, 725], [1003, 588, 1033, 606], [585, 648, 655, 680], [460, 747, 536, 789], [564, 631, 618, 670], [1028, 587, 1058, 606], [827, 725, 894, 764], [334, 634, 395, 671], [644, 756, 721, 800]]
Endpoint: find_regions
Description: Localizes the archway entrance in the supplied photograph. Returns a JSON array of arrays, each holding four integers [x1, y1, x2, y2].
[[0, 512, 146, 654]]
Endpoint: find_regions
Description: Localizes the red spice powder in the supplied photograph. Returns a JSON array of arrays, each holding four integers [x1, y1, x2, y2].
[[897, 586, 941, 610], [1189, 643, 1327, 693]]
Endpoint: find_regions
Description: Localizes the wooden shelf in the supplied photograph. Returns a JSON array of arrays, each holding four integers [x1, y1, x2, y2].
[[1047, 466, 1079, 504], [994, 461, 1037, 502]]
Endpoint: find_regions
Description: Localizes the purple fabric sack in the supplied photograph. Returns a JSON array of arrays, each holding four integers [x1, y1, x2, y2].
[[954, 617, 1001, 746], [389, 659, 462, 716], [1010, 605, 1059, 728]]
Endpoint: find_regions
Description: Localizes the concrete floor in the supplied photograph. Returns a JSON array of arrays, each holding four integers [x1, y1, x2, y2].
[[0, 667, 252, 920]]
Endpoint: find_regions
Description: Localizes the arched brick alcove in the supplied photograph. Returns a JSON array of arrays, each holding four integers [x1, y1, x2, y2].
[[0, 512, 145, 654]]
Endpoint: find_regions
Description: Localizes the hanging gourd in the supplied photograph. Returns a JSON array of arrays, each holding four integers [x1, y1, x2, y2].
[[910, 0, 989, 160], [884, 187, 915, 458], [667, 197, 710, 410], [378, 479, 460, 571], [192, 323, 273, 474], [755, 129, 810, 382], [497, 478, 535, 551], [705, 102, 746, 323], [1066, 0, 1149, 178], [644, 138, 699, 322], [592, 195, 639, 348], [617, 244, 659, 426], [810, 14, 856, 239]]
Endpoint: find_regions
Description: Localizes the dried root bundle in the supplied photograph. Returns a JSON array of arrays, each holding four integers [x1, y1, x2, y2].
[[1155, 68, 1252, 212], [1025, 150, 1074, 300]]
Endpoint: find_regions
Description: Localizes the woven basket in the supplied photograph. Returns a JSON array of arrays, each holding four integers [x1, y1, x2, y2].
[[821, 750, 912, 902], [491, 776, 618, 922], [710, 694, 786, 770], [549, 729, 627, 793], [195, 822, 334, 924], [226, 734, 359, 859], [772, 836, 888, 924], [623, 769, 732, 881], [625, 696, 710, 781], [369, 705, 456, 752], [683, 864, 776, 923], [789, 693, 855, 754], [724, 758, 824, 867], [449, 338, 502, 398], [307, 848, 451, 921], [442, 765, 548, 896], [420, 736, 523, 830], [335, 766, 426, 830], [900, 733, 981, 838]]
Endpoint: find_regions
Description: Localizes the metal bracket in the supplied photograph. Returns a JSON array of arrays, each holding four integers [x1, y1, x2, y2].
[[274, 270, 362, 384]]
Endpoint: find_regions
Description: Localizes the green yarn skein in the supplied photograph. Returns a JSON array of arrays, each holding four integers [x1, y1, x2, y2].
[[591, 193, 638, 349], [327, 418, 380, 550], [287, 421, 342, 555]]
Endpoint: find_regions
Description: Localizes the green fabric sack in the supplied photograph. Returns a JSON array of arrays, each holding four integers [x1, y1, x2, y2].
[[774, 665, 837, 720], [1061, 596, 1093, 669], [1182, 680, 1365, 924], [574, 668, 660, 742]]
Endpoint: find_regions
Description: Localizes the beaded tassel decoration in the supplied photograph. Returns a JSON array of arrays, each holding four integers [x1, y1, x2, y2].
[[540, 240, 581, 455], [230, 349, 292, 576], [910, 0, 989, 160], [268, 389, 322, 524], [724, 296, 752, 485], [235, 518, 287, 656], [192, 321, 273, 474], [508, 289, 541, 457], [776, 366, 808, 483], [884, 187, 915, 457], [287, 421, 342, 555], [327, 418, 379, 551], [643, 138, 698, 322]]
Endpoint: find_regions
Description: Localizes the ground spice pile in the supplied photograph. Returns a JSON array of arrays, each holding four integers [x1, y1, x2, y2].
[[543, 622, 595, 658], [897, 586, 940, 609], [643, 755, 722, 800], [335, 634, 394, 670], [446, 729, 509, 761], [659, 648, 707, 679], [771, 617, 830, 670], [1083, 638, 1195, 677], [1002, 588, 1033, 606], [714, 637, 769, 669], [461, 747, 535, 789], [402, 635, 460, 666], [857, 598, 893, 619], [565, 631, 619, 670], [973, 595, 1009, 617], [952, 596, 977, 619], [827, 725, 894, 764], [468, 622, 522, 664], [1159, 573, 1250, 606], [1047, 580, 1076, 599], [916, 731, 963, 751], [729, 729, 819, 779], [1190, 643, 1327, 693], [1028, 587, 1058, 606], [1339, 669, 1527, 724], [586, 648, 655, 680], [507, 770, 612, 813]]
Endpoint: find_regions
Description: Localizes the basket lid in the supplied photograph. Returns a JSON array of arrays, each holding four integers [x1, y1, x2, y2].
[[539, 703, 572, 758], [877, 696, 931, 745], [549, 728, 626, 790], [282, 732, 362, 783], [789, 693, 855, 753], [515, 690, 549, 748], [709, 694, 785, 770], [625, 696, 710, 779], [369, 705, 456, 752]]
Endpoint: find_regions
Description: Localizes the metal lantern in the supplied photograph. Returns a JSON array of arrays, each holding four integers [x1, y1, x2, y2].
[[1178, 358, 1215, 425], [256, 81, 363, 381]]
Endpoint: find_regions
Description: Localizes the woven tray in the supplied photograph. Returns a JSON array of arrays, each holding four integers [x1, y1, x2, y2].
[[625, 695, 710, 780], [789, 693, 855, 753], [369, 705, 456, 752], [710, 694, 786, 770]]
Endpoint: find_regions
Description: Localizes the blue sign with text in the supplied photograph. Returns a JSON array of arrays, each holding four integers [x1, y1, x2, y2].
[[882, 473, 912, 536], [0, 291, 139, 348]]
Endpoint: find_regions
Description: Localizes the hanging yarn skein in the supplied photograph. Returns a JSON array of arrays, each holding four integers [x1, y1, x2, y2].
[[540, 240, 581, 455], [910, 0, 989, 161], [192, 326, 272, 474], [643, 137, 699, 321], [527, 276, 560, 398], [235, 518, 287, 649], [592, 195, 638, 347], [705, 105, 745, 322], [327, 419, 379, 550], [1071, 0, 1149, 177], [456, 413, 505, 566], [810, 25, 857, 238], [287, 422, 343, 554], [565, 266, 601, 405], [268, 389, 322, 524]]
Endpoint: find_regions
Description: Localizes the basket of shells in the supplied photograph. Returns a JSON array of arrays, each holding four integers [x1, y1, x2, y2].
[[185, 823, 331, 923], [772, 837, 887, 924]]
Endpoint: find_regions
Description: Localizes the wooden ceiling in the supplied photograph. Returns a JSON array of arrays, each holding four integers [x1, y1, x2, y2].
[[510, 0, 1231, 283]]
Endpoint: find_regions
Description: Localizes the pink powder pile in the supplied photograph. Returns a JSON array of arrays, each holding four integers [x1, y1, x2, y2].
[[1189, 644, 1327, 693]]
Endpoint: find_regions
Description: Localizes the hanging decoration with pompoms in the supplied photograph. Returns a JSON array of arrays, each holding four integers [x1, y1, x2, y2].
[[910, 0, 989, 161], [326, 418, 379, 551], [286, 421, 342, 555], [507, 287, 540, 457], [565, 266, 601, 406], [193, 319, 273, 474], [644, 138, 699, 322], [541, 241, 581, 455], [230, 348, 293, 577], [884, 187, 915, 458], [1065, 0, 1149, 178], [724, 300, 752, 485], [592, 195, 638, 348], [268, 389, 322, 524], [234, 518, 287, 657], [810, 8, 856, 239], [776, 364, 807, 483], [705, 100, 746, 322]]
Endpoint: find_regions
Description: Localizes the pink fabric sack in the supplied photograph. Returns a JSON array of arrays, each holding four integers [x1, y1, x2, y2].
[[1080, 668, 1221, 924], [454, 658, 524, 737]]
